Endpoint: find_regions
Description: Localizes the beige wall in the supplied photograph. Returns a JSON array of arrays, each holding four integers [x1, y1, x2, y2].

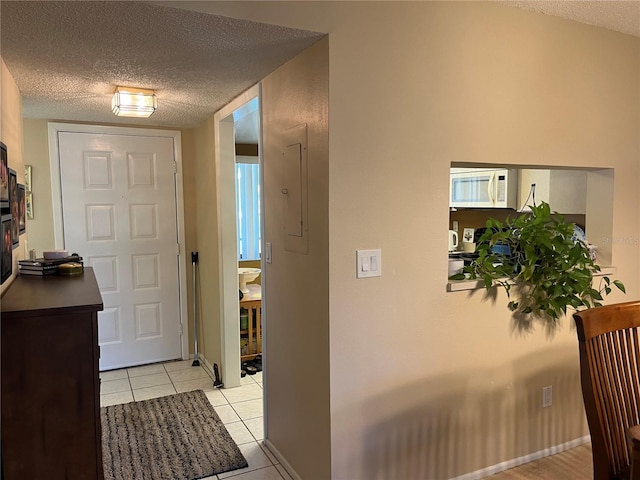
[[1, 59, 26, 296], [325, 4, 638, 477], [22, 119, 55, 254], [261, 37, 331, 478], [179, 127, 198, 357], [193, 116, 223, 366], [164, 2, 639, 478]]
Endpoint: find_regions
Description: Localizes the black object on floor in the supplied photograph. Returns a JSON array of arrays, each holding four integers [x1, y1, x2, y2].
[[252, 355, 262, 371], [191, 252, 200, 367], [213, 363, 224, 388], [241, 356, 262, 375]]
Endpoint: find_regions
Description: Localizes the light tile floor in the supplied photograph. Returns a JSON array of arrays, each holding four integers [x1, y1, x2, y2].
[[100, 359, 291, 480]]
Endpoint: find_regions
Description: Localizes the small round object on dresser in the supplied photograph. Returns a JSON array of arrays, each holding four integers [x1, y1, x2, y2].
[[58, 262, 83, 275]]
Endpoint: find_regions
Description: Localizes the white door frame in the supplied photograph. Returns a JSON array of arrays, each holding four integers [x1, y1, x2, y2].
[[213, 83, 262, 389], [47, 122, 190, 362]]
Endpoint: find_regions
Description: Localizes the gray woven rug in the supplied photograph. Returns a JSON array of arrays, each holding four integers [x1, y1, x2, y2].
[[101, 390, 248, 480]]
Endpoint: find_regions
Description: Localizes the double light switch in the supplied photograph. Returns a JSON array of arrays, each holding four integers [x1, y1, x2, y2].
[[356, 249, 382, 278]]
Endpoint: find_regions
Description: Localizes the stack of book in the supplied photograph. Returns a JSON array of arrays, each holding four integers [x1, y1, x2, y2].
[[18, 255, 83, 276]]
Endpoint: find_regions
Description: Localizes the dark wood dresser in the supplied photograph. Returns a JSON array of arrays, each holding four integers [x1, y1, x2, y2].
[[1, 267, 104, 479]]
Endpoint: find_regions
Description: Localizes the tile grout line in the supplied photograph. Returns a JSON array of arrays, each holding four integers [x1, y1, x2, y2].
[[127, 368, 133, 400], [163, 364, 179, 397]]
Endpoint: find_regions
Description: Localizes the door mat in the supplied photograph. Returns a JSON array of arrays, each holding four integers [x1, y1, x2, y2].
[[101, 389, 247, 480]]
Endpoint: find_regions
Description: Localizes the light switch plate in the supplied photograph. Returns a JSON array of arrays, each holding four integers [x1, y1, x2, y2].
[[356, 249, 382, 278], [266, 242, 272, 264]]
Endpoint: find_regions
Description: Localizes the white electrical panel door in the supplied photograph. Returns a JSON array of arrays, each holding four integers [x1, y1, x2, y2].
[[282, 124, 308, 254], [283, 142, 303, 237]]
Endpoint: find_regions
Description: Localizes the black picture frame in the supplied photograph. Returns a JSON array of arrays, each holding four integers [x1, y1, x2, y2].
[[1, 213, 12, 284], [0, 142, 8, 210], [18, 183, 26, 234], [9, 168, 18, 249]]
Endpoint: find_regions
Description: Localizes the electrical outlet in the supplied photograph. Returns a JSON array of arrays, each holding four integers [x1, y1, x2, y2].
[[542, 386, 552, 408], [452, 221, 459, 232]]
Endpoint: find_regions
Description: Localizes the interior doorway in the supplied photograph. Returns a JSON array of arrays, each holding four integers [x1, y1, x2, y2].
[[233, 98, 264, 379], [214, 85, 264, 390]]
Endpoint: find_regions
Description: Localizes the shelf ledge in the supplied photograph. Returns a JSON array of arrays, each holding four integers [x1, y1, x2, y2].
[[447, 266, 617, 292]]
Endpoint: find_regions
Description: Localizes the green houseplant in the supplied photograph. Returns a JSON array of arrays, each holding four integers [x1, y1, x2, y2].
[[450, 202, 625, 325]]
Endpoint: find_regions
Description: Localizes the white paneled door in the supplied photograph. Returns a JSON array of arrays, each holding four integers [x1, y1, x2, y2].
[[58, 132, 182, 370]]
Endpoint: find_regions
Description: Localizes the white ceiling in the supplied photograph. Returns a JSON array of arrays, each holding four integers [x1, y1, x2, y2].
[[1, 1, 638, 134]]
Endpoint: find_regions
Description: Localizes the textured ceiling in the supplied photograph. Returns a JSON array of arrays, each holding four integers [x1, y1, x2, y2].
[[0, 1, 637, 131], [502, 1, 640, 38], [0, 1, 324, 129]]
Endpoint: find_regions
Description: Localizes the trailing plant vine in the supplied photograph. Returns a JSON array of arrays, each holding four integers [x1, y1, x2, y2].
[[450, 202, 625, 323]]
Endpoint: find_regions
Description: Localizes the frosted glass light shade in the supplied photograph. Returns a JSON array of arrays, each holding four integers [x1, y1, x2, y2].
[[112, 87, 157, 118]]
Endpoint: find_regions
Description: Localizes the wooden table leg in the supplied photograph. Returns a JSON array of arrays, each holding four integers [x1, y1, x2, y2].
[[255, 304, 261, 354]]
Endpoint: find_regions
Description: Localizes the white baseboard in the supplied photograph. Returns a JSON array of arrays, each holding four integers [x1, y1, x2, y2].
[[264, 439, 302, 480], [450, 435, 591, 480], [196, 354, 214, 378]]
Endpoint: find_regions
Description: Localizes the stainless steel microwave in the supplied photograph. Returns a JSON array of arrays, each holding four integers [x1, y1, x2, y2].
[[450, 168, 517, 209]]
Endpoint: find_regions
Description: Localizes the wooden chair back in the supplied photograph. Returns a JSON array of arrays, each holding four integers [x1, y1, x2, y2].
[[574, 300, 640, 480]]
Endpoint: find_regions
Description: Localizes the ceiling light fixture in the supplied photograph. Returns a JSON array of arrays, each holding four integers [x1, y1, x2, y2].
[[111, 86, 157, 118]]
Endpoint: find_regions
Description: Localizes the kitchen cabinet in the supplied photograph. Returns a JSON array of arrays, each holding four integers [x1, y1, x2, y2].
[[518, 169, 587, 214], [1, 268, 104, 479]]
